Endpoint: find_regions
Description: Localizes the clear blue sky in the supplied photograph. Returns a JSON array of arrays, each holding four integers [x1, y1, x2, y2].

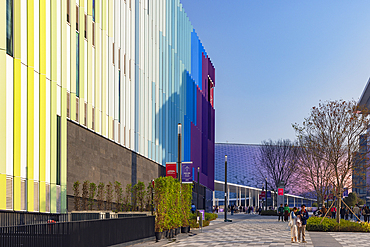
[[181, 0, 370, 144]]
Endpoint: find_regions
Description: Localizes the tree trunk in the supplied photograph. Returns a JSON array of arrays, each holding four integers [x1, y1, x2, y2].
[[336, 196, 341, 224]]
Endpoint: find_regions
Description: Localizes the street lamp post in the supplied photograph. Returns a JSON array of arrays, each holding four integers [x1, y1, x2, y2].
[[265, 178, 268, 211], [224, 155, 232, 222], [178, 123, 182, 183], [224, 155, 227, 222]]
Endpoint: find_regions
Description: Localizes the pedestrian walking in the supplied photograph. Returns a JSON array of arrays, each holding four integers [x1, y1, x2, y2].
[[340, 206, 345, 219], [345, 207, 349, 220], [353, 204, 361, 222], [278, 204, 284, 221], [289, 207, 298, 243], [321, 205, 327, 217], [284, 204, 290, 222], [354, 204, 361, 222], [363, 206, 370, 223], [350, 206, 353, 220], [297, 204, 309, 243], [330, 206, 336, 219]]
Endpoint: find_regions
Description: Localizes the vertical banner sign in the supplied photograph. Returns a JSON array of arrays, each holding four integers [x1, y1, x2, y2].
[[267, 191, 271, 198], [166, 162, 177, 178], [182, 162, 193, 183], [277, 181, 285, 206], [260, 191, 265, 200]]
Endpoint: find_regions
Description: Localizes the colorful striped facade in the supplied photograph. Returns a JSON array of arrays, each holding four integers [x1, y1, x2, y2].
[[1, 0, 215, 214]]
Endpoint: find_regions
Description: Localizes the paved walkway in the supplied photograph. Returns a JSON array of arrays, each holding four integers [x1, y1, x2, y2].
[[128, 213, 369, 247]]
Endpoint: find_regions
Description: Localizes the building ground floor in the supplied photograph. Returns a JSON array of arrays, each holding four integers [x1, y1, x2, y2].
[[212, 180, 316, 209]]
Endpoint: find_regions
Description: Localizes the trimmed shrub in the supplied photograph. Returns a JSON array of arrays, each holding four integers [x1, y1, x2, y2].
[[261, 210, 277, 216], [307, 217, 370, 232]]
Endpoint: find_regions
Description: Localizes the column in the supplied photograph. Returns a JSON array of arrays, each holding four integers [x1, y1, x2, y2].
[[294, 197, 296, 207], [239, 188, 241, 207], [248, 189, 251, 207], [244, 188, 247, 208], [227, 186, 230, 207], [213, 191, 215, 207]]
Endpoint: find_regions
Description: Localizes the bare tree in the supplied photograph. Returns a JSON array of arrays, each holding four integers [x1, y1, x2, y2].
[[293, 100, 370, 223], [255, 139, 298, 193], [295, 140, 331, 207]]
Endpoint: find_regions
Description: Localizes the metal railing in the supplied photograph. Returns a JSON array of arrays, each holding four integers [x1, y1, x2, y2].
[[0, 215, 155, 247]]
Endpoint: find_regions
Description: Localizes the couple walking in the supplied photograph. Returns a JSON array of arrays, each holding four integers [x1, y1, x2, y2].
[[289, 204, 309, 243]]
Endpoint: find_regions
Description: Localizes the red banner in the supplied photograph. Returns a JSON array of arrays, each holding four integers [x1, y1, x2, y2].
[[260, 191, 266, 197], [278, 188, 284, 196], [166, 163, 177, 178]]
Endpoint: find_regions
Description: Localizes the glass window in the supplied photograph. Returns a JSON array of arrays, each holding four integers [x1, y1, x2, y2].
[[92, 0, 95, 22], [6, 0, 13, 57], [56, 116, 61, 185], [76, 5, 79, 31], [67, 0, 70, 23]]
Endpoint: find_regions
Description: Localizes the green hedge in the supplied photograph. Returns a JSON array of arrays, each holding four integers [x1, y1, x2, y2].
[[189, 212, 218, 229], [153, 177, 193, 232], [307, 217, 370, 232], [261, 210, 277, 216]]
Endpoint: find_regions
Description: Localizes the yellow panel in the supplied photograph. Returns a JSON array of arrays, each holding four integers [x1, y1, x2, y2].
[[108, 0, 112, 37], [0, 49, 6, 210], [0, 0, 6, 50], [108, 116, 113, 139], [13, 59, 22, 211], [27, 66, 34, 212], [50, 0, 57, 214], [14, 0, 21, 59], [39, 0, 46, 213], [0, 174, 6, 209], [101, 29, 106, 136], [39, 74, 46, 212], [27, 0, 35, 212], [0, 50, 6, 175], [95, 0, 99, 24], [88, 0, 92, 16]]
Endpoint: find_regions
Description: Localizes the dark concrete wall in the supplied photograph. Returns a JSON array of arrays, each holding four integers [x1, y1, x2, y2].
[[67, 121, 165, 211]]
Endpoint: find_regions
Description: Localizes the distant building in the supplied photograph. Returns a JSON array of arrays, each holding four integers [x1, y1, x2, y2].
[[214, 143, 316, 208]]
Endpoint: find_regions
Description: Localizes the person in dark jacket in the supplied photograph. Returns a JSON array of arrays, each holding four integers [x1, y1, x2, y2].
[[340, 206, 346, 219], [278, 204, 284, 221], [297, 204, 309, 243]]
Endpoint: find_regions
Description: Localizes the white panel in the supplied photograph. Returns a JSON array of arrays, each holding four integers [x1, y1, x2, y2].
[[45, 79, 51, 183], [57, 0, 61, 86], [84, 0, 87, 14], [6, 55, 14, 176], [46, 0, 51, 79], [20, 64, 28, 178], [34, 0, 40, 72], [76, 0, 79, 6], [57, 85, 61, 116], [67, 26, 71, 92], [84, 40, 87, 102], [34, 72, 40, 181], [21, 0, 27, 65]]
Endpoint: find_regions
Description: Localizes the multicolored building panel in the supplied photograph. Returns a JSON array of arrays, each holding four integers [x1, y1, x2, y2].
[[1, 0, 215, 214]]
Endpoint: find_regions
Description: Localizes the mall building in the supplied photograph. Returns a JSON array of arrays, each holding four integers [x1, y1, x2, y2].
[[1, 0, 215, 215]]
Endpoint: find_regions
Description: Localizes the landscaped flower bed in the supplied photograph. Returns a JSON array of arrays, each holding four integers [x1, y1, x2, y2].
[[307, 216, 370, 232]]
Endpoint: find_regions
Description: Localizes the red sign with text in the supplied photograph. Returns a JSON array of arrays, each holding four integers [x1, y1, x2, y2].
[[260, 191, 266, 197], [278, 188, 284, 196], [166, 163, 177, 178]]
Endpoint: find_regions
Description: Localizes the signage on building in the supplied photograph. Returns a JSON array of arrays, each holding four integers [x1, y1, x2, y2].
[[260, 191, 266, 197], [182, 162, 193, 183], [166, 162, 177, 178]]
